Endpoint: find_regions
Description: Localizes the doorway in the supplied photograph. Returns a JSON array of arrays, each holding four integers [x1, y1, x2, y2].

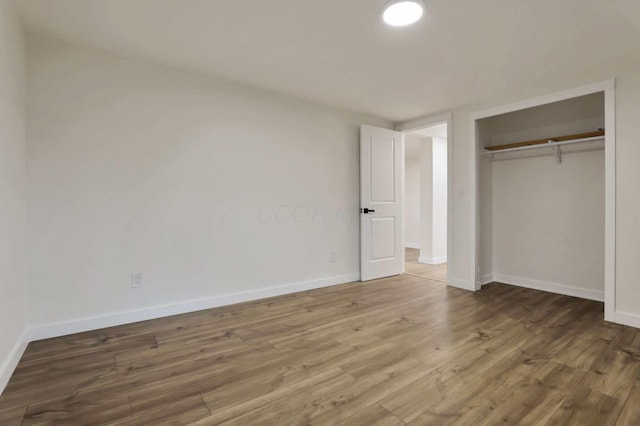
[[359, 113, 453, 284], [402, 122, 448, 283]]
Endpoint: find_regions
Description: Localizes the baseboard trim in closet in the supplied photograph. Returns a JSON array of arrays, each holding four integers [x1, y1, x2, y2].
[[492, 273, 604, 302], [481, 274, 494, 286]]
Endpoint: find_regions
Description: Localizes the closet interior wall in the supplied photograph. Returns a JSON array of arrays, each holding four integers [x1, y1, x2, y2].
[[479, 93, 606, 299]]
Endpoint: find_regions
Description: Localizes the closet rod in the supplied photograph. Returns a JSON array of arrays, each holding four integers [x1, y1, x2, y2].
[[482, 135, 604, 155], [484, 129, 605, 151]]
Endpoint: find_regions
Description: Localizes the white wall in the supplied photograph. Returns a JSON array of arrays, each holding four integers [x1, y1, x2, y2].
[[26, 36, 390, 327], [418, 136, 447, 264], [492, 151, 604, 295], [477, 119, 493, 282], [404, 137, 420, 248], [614, 71, 640, 321], [0, 0, 28, 392], [432, 137, 448, 262], [419, 138, 433, 261], [478, 94, 605, 297], [483, 93, 605, 147]]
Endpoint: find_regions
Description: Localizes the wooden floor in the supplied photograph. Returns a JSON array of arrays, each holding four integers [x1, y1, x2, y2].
[[1, 274, 639, 425], [404, 248, 447, 282]]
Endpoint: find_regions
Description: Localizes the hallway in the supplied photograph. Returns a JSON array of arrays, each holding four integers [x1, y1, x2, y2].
[[404, 248, 447, 283]]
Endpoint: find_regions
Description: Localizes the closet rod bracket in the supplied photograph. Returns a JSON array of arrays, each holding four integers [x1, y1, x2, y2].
[[550, 140, 562, 164]]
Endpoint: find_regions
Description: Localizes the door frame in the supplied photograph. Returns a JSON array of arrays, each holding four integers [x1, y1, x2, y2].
[[469, 79, 616, 321], [395, 113, 453, 285]]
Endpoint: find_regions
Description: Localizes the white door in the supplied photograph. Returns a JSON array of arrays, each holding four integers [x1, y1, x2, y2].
[[360, 125, 404, 281]]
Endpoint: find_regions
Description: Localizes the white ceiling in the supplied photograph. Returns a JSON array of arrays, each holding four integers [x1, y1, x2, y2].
[[17, 0, 640, 122]]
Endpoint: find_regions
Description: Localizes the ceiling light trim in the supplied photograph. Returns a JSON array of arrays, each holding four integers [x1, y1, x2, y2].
[[382, 0, 425, 27]]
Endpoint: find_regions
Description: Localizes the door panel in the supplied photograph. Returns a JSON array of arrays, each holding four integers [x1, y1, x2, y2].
[[360, 125, 403, 281], [370, 138, 396, 202], [370, 217, 396, 261]]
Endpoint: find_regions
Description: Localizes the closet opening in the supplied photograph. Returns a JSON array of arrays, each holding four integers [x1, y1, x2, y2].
[[402, 121, 448, 283], [470, 80, 616, 320]]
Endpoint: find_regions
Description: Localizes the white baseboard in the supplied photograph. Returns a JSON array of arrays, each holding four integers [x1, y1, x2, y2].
[[418, 256, 447, 265], [492, 273, 604, 302], [5, 269, 633, 397], [481, 274, 494, 286], [613, 311, 640, 329], [2, 272, 360, 395], [0, 329, 29, 396], [404, 242, 420, 249], [447, 278, 475, 291], [28, 272, 361, 342]]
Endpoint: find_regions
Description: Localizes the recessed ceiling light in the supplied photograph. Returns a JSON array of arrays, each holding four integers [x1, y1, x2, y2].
[[382, 1, 425, 27]]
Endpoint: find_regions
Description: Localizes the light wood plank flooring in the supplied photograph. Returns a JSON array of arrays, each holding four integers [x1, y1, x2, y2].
[[404, 248, 447, 282], [1, 274, 639, 425]]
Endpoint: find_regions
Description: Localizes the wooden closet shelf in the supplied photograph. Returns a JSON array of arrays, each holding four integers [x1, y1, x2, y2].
[[484, 129, 605, 152]]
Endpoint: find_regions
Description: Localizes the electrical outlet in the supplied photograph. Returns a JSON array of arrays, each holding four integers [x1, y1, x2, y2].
[[131, 272, 142, 288], [329, 251, 336, 264]]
